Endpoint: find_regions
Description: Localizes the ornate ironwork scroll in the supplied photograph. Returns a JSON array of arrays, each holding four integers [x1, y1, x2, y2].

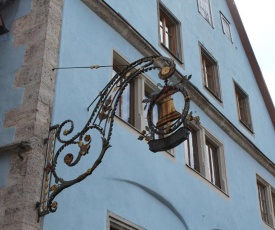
[[38, 56, 196, 217]]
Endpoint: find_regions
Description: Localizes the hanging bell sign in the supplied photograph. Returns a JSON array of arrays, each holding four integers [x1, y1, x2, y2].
[[142, 59, 193, 152], [156, 95, 181, 127]]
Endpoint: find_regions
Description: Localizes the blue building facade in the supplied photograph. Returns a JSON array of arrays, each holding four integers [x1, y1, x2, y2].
[[1, 1, 275, 230]]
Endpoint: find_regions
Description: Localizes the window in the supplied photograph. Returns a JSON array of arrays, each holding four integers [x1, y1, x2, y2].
[[256, 176, 275, 227], [257, 182, 269, 223], [272, 192, 275, 219], [220, 13, 232, 42], [205, 139, 221, 188], [197, 0, 212, 25], [184, 122, 228, 193], [201, 46, 221, 100], [159, 2, 182, 61], [107, 211, 145, 230], [234, 83, 253, 131], [112, 51, 160, 132], [144, 85, 159, 126], [113, 62, 135, 126], [184, 126, 200, 172]]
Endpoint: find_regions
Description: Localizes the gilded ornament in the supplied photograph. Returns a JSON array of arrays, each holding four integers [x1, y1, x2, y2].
[[63, 129, 69, 135], [51, 201, 58, 209], [161, 66, 170, 76], [89, 65, 100, 69], [84, 135, 91, 142], [158, 65, 173, 80], [193, 116, 200, 123], [184, 96, 191, 102], [64, 153, 74, 164], [50, 184, 58, 191], [44, 163, 52, 174], [105, 96, 112, 105], [99, 112, 107, 121]]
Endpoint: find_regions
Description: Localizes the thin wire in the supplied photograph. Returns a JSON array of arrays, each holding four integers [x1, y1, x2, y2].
[[52, 65, 128, 71]]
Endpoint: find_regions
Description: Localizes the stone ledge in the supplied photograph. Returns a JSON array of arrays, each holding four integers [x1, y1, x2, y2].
[[0, 142, 31, 155]]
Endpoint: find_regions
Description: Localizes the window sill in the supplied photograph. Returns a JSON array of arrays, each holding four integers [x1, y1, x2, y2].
[[198, 11, 214, 29], [204, 85, 223, 104], [263, 221, 275, 230], [160, 43, 183, 66], [239, 119, 254, 135], [222, 31, 234, 44], [114, 115, 175, 157], [185, 164, 229, 197]]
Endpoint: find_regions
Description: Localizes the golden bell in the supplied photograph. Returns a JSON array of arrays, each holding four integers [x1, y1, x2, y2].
[[156, 96, 181, 127]]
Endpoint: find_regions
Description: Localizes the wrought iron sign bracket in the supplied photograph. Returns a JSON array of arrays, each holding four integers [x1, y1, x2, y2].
[[37, 56, 199, 219]]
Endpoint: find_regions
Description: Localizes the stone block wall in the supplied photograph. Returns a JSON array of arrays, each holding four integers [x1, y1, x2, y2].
[[0, 0, 63, 229]]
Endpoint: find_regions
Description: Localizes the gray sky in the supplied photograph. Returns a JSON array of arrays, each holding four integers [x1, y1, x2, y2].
[[234, 0, 275, 105]]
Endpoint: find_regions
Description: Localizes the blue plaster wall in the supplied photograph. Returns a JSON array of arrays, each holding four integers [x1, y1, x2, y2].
[[104, 0, 275, 161], [43, 0, 275, 230], [0, 0, 32, 146]]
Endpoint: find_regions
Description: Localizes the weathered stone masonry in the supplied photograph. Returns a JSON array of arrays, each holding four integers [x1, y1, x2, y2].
[[0, 0, 63, 229]]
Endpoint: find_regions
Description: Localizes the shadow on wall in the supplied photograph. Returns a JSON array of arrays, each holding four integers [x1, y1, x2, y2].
[[110, 178, 190, 230], [0, 152, 10, 187]]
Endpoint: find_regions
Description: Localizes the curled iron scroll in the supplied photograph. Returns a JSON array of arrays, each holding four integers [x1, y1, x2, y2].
[[38, 56, 183, 216]]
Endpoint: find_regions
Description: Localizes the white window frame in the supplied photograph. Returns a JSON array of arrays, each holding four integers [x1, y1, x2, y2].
[[256, 175, 275, 228], [112, 51, 174, 155], [220, 13, 233, 42], [136, 75, 159, 132], [184, 121, 228, 193], [197, 0, 213, 25], [107, 211, 146, 230], [204, 129, 228, 192], [113, 51, 135, 126], [184, 121, 201, 172], [113, 51, 158, 131]]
